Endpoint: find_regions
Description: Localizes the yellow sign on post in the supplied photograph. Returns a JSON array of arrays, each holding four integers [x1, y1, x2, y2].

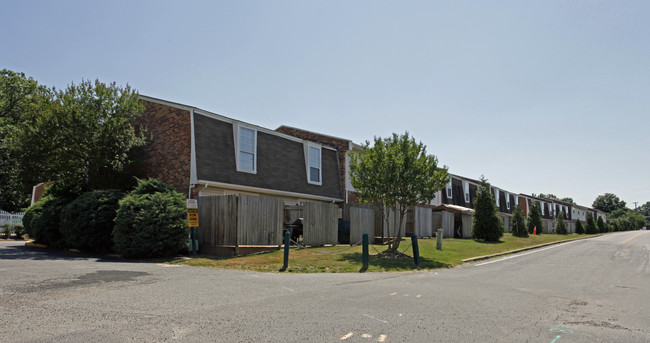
[[187, 208, 199, 227]]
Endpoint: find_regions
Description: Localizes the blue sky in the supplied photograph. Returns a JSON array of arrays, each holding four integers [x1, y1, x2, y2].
[[2, 1, 649, 208]]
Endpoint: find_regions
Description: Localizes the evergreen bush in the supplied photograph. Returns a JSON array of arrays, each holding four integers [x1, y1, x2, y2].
[[0, 225, 10, 239], [13, 225, 25, 239], [585, 213, 598, 234], [112, 179, 188, 258], [527, 202, 543, 234], [471, 178, 503, 242], [555, 212, 568, 235], [596, 216, 608, 233], [60, 189, 123, 252], [510, 204, 528, 237], [24, 195, 71, 247], [575, 219, 585, 234]]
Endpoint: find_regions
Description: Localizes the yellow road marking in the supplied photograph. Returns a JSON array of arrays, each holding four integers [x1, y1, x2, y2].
[[362, 333, 372, 338], [403, 294, 408, 297], [619, 232, 646, 245], [341, 332, 353, 340], [416, 294, 422, 298], [389, 292, 397, 296], [378, 334, 387, 342]]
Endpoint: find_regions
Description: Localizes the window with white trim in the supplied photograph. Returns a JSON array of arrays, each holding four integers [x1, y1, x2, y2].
[[307, 144, 322, 185], [494, 188, 500, 206], [505, 192, 510, 210], [446, 180, 453, 199], [236, 125, 256, 173], [540, 202, 545, 215], [463, 181, 470, 203]]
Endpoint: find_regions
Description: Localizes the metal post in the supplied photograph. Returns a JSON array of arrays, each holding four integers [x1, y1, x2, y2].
[[282, 230, 290, 271], [362, 232, 369, 269], [436, 228, 443, 250], [411, 233, 420, 266], [191, 227, 197, 256]]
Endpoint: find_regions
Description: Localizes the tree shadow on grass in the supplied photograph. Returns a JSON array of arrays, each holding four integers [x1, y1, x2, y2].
[[336, 252, 451, 272], [471, 239, 505, 245]]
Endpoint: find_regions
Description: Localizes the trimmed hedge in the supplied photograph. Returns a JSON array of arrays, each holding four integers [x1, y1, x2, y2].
[[112, 179, 188, 258], [60, 189, 123, 252], [23, 195, 70, 248]]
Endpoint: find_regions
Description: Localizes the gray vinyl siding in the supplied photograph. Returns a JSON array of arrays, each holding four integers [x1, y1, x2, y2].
[[194, 114, 341, 199]]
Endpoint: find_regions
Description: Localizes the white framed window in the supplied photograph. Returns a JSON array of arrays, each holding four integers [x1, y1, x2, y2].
[[540, 202, 545, 215], [234, 124, 257, 173], [463, 181, 470, 203], [307, 143, 322, 185], [505, 192, 510, 210], [446, 180, 453, 199], [515, 196, 519, 207], [494, 188, 500, 206]]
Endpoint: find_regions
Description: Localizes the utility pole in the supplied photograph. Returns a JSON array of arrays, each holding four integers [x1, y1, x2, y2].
[[633, 202, 638, 210]]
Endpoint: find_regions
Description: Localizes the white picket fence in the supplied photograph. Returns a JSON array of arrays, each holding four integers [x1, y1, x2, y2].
[[0, 210, 25, 226]]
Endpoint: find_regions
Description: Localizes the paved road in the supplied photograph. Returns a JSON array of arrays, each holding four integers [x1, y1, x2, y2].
[[1, 231, 649, 342]]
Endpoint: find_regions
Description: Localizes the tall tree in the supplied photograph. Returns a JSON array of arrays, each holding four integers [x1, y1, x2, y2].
[[349, 132, 448, 253], [555, 211, 568, 235], [510, 204, 528, 237], [592, 193, 627, 213], [585, 213, 598, 234], [16, 79, 146, 196], [0, 70, 48, 211], [527, 201, 543, 234], [472, 177, 504, 242]]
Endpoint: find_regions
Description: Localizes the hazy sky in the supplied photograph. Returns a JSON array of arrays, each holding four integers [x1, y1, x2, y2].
[[2, 1, 648, 208]]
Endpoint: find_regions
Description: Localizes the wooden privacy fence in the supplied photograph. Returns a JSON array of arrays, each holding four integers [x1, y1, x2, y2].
[[345, 204, 376, 244], [0, 210, 24, 226], [302, 201, 339, 245], [197, 194, 284, 248]]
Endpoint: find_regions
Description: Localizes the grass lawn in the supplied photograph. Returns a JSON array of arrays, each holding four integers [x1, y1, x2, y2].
[[170, 233, 592, 273]]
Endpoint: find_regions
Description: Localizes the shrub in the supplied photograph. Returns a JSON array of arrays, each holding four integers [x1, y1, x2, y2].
[[24, 195, 70, 247], [13, 225, 25, 239], [555, 212, 568, 235], [575, 219, 585, 234], [112, 179, 188, 258], [130, 178, 176, 195], [510, 204, 528, 238], [596, 216, 607, 233], [527, 202, 543, 235], [0, 224, 9, 239], [585, 213, 598, 234], [471, 178, 503, 242], [60, 190, 123, 252]]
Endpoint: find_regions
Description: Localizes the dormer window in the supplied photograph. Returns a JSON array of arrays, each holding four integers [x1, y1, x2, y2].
[[505, 192, 510, 210], [235, 124, 257, 173], [446, 180, 453, 198], [494, 188, 500, 206], [306, 143, 322, 185]]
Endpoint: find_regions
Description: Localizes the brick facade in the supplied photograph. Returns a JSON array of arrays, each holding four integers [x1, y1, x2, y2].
[[276, 126, 350, 200], [136, 100, 192, 195]]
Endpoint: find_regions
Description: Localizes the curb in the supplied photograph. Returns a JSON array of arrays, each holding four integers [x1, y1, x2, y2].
[[461, 235, 600, 263]]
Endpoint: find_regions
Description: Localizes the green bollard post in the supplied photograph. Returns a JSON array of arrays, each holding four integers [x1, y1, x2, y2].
[[191, 227, 197, 256], [282, 230, 290, 271], [411, 233, 420, 266], [362, 232, 369, 269]]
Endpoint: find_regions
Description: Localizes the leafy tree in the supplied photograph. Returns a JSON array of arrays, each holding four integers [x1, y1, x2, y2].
[[527, 201, 543, 234], [611, 221, 619, 232], [349, 132, 448, 253], [472, 177, 504, 241], [608, 208, 629, 220], [592, 193, 626, 213], [626, 211, 646, 230], [0, 70, 48, 211], [575, 219, 585, 234], [596, 216, 608, 233], [16, 79, 146, 197], [555, 211, 568, 235], [510, 204, 528, 237], [585, 213, 598, 234]]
